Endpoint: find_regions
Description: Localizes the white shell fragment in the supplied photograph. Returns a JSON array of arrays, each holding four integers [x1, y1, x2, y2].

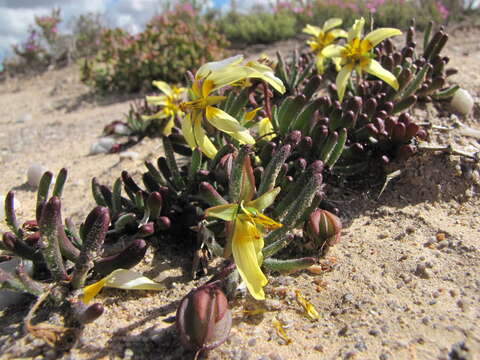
[[90, 137, 116, 155], [27, 163, 49, 188], [119, 151, 139, 161], [114, 123, 132, 136], [451, 88, 474, 115], [0, 258, 34, 309]]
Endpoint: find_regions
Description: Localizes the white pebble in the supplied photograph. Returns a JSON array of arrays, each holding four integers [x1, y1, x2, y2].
[[89, 142, 109, 155], [27, 164, 49, 188], [17, 113, 32, 124], [119, 151, 139, 160], [114, 123, 132, 136], [98, 136, 116, 151], [451, 88, 474, 115]]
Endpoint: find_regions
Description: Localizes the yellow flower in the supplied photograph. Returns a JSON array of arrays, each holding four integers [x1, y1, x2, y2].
[[144, 81, 186, 136], [303, 19, 347, 74], [205, 188, 282, 300], [321, 18, 402, 102], [180, 55, 285, 158]]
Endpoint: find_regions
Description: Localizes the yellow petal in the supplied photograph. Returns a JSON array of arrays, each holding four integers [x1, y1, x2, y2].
[[193, 113, 218, 158], [245, 62, 286, 94], [329, 29, 348, 39], [145, 95, 168, 106], [363, 59, 399, 90], [152, 80, 173, 97], [323, 18, 343, 32], [303, 24, 321, 37], [295, 290, 320, 320], [243, 107, 262, 124], [246, 187, 281, 212], [315, 56, 325, 75], [202, 79, 215, 97], [181, 113, 196, 149], [336, 64, 353, 102], [364, 28, 402, 47], [162, 117, 175, 136], [348, 17, 365, 42], [232, 218, 268, 300], [82, 276, 109, 304], [321, 44, 345, 58], [196, 55, 244, 80], [205, 204, 238, 221], [205, 106, 255, 144], [257, 117, 274, 140], [272, 319, 292, 344], [104, 269, 165, 291]]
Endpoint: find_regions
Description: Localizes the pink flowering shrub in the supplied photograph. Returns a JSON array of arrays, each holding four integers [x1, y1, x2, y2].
[[82, 5, 228, 93]]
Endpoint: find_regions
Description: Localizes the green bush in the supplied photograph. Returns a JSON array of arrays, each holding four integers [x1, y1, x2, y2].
[[81, 5, 229, 93], [218, 10, 298, 45]]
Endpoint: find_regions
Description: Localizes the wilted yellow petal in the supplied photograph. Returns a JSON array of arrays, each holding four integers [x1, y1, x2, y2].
[[246, 62, 286, 94], [232, 218, 268, 300], [205, 204, 238, 221], [104, 269, 165, 291], [323, 18, 343, 32], [257, 117, 274, 140], [335, 64, 353, 102], [272, 319, 292, 344], [152, 80, 173, 97], [295, 290, 320, 320], [82, 276, 109, 304], [364, 59, 399, 90], [364, 28, 402, 47]]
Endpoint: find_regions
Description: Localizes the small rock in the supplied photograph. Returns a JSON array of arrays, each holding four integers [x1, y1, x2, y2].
[[338, 325, 349, 336], [342, 293, 354, 303], [368, 329, 380, 336], [379, 354, 390, 360], [451, 88, 474, 115], [313, 344, 324, 352], [27, 164, 50, 188], [414, 263, 430, 279], [99, 136, 116, 150], [247, 338, 257, 347]]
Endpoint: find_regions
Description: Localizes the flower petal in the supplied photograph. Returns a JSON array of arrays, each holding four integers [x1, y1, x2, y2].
[[303, 24, 321, 37], [205, 107, 255, 144], [246, 187, 281, 212], [205, 204, 238, 221], [245, 62, 286, 94], [104, 269, 165, 291], [152, 80, 173, 97], [243, 107, 262, 124], [82, 276, 109, 304], [257, 117, 274, 140], [321, 44, 345, 58], [364, 28, 402, 47], [181, 113, 196, 149], [196, 55, 244, 79], [323, 18, 343, 32], [348, 17, 365, 42], [193, 114, 218, 158], [329, 29, 348, 39], [336, 64, 353, 102], [232, 219, 268, 300], [145, 95, 168, 106], [364, 59, 399, 90]]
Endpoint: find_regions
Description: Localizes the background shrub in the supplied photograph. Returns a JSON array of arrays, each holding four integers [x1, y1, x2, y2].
[[82, 4, 229, 93]]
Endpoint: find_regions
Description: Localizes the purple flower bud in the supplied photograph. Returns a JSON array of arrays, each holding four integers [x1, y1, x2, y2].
[[304, 209, 342, 256], [176, 283, 232, 353]]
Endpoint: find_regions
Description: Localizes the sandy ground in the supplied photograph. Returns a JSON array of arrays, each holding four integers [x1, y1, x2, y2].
[[0, 25, 480, 360]]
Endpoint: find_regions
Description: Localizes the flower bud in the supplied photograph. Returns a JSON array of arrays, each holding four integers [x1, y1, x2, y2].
[[176, 284, 232, 352], [304, 209, 342, 256]]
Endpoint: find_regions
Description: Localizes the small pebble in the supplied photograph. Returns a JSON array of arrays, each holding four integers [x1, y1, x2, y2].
[[451, 88, 474, 115], [414, 263, 431, 279], [119, 151, 139, 160], [17, 113, 32, 123], [27, 163, 49, 188], [114, 123, 132, 135], [313, 344, 324, 352]]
